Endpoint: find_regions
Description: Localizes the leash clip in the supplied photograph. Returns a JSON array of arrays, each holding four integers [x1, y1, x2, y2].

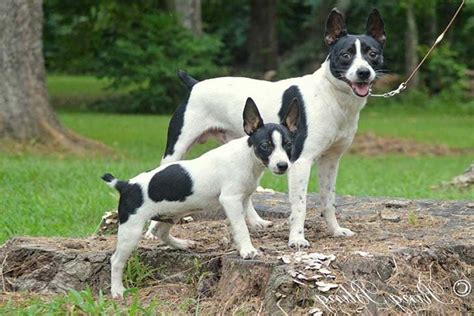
[[369, 82, 406, 98]]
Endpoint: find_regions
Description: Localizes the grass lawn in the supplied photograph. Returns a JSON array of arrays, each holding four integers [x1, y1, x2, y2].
[[0, 76, 472, 244]]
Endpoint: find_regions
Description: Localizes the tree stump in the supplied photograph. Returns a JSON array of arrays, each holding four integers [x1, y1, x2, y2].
[[1, 192, 473, 314]]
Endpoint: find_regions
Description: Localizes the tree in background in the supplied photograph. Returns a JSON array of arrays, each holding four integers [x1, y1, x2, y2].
[[248, 0, 279, 72], [170, 0, 202, 36], [0, 0, 104, 151], [404, 0, 420, 88]]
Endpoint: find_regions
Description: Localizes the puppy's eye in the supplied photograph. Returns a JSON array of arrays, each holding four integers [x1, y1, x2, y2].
[[369, 51, 378, 58], [341, 53, 351, 60], [259, 143, 270, 151]]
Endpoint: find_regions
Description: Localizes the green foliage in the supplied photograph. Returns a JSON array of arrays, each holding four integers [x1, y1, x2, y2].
[[0, 288, 159, 315], [91, 4, 225, 113], [418, 44, 467, 97], [124, 252, 158, 289]]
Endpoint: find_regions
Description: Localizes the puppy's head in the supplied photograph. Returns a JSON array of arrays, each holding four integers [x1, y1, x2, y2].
[[325, 9, 386, 97], [243, 97, 299, 175]]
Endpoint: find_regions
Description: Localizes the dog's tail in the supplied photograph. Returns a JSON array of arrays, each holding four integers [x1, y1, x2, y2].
[[177, 70, 199, 90], [101, 173, 127, 193]]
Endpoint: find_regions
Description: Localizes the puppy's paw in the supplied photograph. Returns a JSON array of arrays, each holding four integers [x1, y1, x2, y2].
[[288, 237, 310, 249], [143, 231, 159, 240], [330, 226, 355, 237], [170, 238, 197, 250], [111, 286, 125, 299], [249, 218, 273, 229], [239, 246, 259, 259]]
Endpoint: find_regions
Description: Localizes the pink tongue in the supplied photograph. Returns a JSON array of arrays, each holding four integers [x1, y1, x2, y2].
[[352, 83, 369, 96]]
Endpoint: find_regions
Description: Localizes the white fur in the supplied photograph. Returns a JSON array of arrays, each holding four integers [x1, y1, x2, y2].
[[151, 59, 368, 249], [110, 132, 292, 297], [268, 131, 289, 174], [345, 39, 376, 83]]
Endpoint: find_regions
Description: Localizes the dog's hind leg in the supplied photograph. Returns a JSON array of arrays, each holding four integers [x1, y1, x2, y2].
[[110, 216, 145, 298], [245, 198, 273, 229], [155, 221, 197, 250], [317, 151, 355, 237]]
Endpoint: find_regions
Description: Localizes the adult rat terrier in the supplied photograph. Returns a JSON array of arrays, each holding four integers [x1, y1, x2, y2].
[[145, 9, 386, 248], [102, 98, 299, 298]]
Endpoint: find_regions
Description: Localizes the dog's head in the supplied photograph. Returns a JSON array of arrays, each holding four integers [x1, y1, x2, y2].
[[243, 97, 299, 175], [325, 8, 386, 98]]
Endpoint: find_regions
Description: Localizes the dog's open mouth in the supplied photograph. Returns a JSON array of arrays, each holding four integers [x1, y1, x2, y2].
[[350, 81, 371, 97]]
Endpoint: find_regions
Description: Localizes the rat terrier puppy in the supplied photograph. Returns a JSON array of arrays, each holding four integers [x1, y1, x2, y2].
[[102, 97, 299, 298]]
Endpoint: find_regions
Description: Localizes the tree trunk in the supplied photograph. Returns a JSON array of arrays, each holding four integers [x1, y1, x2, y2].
[[171, 0, 202, 36], [405, 0, 420, 88], [247, 0, 279, 72], [0, 0, 107, 152]]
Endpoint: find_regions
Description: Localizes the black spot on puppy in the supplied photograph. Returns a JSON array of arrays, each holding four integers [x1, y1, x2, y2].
[[118, 183, 144, 224], [148, 164, 193, 203]]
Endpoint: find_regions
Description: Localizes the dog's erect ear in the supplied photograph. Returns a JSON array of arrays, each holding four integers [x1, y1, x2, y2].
[[243, 97, 264, 136], [325, 9, 347, 46], [366, 9, 386, 46], [281, 98, 299, 133]]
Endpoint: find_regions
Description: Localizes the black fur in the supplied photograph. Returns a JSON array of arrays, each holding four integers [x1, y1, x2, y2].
[[177, 70, 199, 90], [279, 86, 307, 162], [148, 164, 193, 203], [164, 95, 190, 157], [248, 123, 293, 166], [117, 183, 144, 224]]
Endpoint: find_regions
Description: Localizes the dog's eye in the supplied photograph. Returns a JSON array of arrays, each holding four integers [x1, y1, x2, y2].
[[259, 143, 270, 151], [369, 51, 378, 58], [341, 53, 351, 60]]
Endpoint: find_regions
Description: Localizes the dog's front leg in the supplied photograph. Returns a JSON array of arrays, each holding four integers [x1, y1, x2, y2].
[[288, 158, 312, 248], [317, 152, 354, 237], [220, 194, 258, 259]]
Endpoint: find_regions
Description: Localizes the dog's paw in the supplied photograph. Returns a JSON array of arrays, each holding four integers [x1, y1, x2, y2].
[[249, 218, 273, 229], [170, 238, 197, 250], [330, 226, 355, 237], [111, 286, 125, 299], [239, 246, 259, 259], [143, 231, 159, 240], [288, 237, 310, 249]]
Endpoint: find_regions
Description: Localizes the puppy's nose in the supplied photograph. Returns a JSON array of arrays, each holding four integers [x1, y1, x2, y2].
[[356, 67, 371, 80], [277, 162, 288, 172]]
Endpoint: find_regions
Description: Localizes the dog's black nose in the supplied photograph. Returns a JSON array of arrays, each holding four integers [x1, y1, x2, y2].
[[277, 162, 288, 172], [356, 68, 371, 80]]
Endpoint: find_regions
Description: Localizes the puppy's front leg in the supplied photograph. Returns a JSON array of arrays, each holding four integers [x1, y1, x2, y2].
[[219, 194, 258, 259], [246, 198, 273, 229], [317, 153, 354, 237], [288, 158, 312, 248]]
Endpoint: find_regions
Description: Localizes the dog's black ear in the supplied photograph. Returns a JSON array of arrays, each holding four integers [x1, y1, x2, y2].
[[243, 97, 264, 136], [325, 9, 347, 46], [366, 8, 386, 46], [281, 98, 299, 133]]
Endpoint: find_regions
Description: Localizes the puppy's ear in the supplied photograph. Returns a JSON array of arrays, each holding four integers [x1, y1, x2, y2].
[[281, 98, 299, 133], [366, 8, 386, 46], [325, 9, 347, 46], [243, 97, 264, 136]]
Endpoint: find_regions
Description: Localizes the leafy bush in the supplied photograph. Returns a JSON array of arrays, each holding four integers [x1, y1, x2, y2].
[[418, 44, 467, 97], [92, 4, 225, 113]]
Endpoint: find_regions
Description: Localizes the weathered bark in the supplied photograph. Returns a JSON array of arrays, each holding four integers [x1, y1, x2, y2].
[[0, 0, 107, 152], [247, 0, 279, 72], [171, 0, 202, 36], [405, 0, 420, 88]]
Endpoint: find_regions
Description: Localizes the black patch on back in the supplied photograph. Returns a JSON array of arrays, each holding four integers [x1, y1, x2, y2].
[[164, 93, 190, 157], [118, 183, 144, 224], [148, 164, 193, 203], [279, 86, 307, 162]]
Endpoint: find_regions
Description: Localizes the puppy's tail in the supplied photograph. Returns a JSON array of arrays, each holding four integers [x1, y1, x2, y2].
[[177, 70, 199, 90], [101, 173, 127, 193]]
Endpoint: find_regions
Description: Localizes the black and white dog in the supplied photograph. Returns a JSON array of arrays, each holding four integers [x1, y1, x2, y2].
[[145, 9, 386, 248], [103, 98, 299, 297]]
